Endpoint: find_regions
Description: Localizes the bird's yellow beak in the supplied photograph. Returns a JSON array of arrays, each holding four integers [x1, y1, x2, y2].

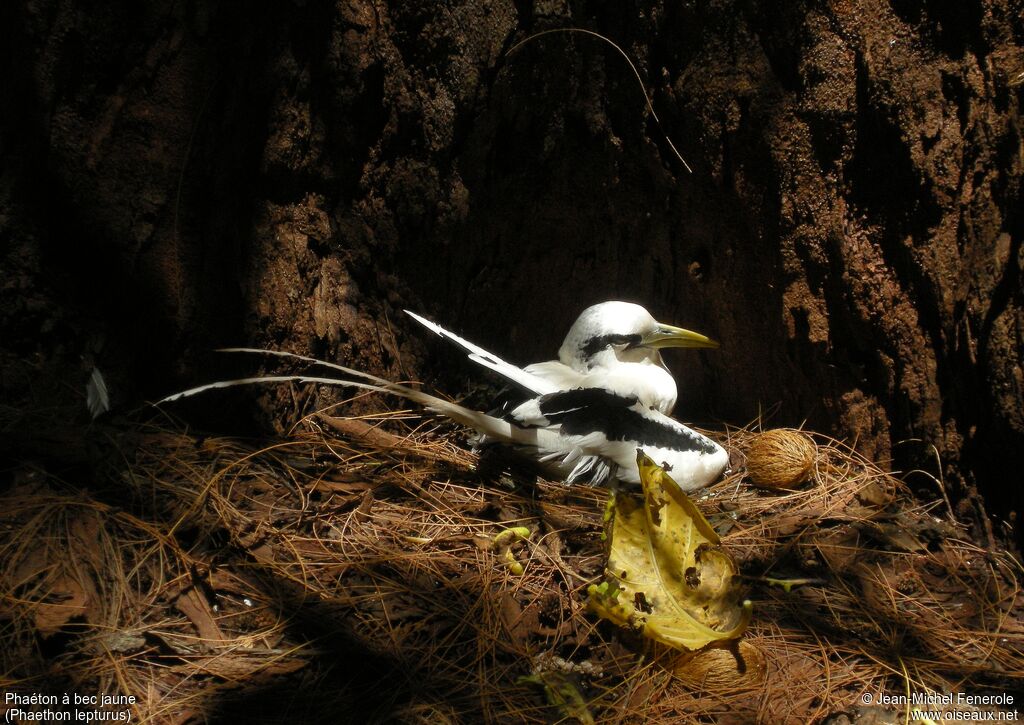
[[641, 323, 719, 349]]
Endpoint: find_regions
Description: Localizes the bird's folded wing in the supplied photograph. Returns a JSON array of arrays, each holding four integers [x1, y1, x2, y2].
[[512, 388, 721, 457], [522, 360, 586, 390], [405, 310, 559, 396]]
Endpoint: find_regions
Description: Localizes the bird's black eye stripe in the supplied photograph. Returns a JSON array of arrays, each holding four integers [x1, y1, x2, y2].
[[579, 333, 643, 358]]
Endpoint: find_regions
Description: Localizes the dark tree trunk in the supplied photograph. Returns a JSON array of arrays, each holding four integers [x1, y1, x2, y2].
[[2, 1, 1022, 540]]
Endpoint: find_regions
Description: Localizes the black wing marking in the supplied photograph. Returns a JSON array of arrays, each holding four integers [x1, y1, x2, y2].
[[536, 388, 720, 455], [485, 384, 536, 419]]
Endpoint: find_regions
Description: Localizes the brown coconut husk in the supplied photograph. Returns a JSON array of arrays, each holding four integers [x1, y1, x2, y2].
[[2, 405, 1022, 724], [745, 428, 818, 489]]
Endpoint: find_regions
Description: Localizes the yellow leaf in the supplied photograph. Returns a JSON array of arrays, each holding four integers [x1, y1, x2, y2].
[[587, 450, 751, 651], [493, 526, 531, 575], [518, 672, 595, 724]]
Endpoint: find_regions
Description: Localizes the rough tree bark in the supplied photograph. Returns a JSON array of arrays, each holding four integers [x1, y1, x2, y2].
[[2, 1, 1022, 541]]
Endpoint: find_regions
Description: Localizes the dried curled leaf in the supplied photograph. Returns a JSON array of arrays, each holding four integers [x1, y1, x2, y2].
[[587, 450, 751, 651], [518, 672, 595, 725], [492, 526, 531, 575]]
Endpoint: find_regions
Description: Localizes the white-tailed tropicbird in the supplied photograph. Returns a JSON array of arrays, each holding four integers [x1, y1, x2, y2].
[[403, 301, 725, 487], [160, 303, 728, 491], [406, 301, 717, 415]]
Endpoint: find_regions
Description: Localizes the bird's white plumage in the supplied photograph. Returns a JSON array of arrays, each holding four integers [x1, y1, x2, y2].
[[545, 301, 679, 413], [402, 302, 727, 490], [404, 310, 558, 396], [160, 349, 726, 491], [408, 302, 713, 415], [525, 360, 678, 416], [160, 302, 727, 492]]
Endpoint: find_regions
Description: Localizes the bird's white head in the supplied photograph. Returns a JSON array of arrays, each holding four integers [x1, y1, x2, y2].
[[557, 301, 718, 371]]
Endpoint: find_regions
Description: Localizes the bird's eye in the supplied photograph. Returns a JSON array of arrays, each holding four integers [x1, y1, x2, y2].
[[581, 334, 641, 357]]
